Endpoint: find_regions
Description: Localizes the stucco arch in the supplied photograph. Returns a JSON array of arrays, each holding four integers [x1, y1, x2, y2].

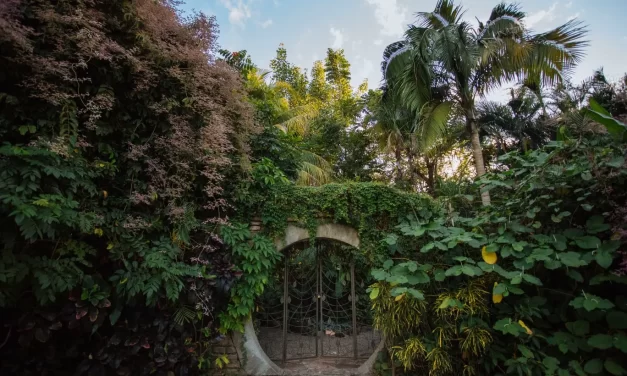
[[232, 222, 382, 375], [275, 223, 360, 252]]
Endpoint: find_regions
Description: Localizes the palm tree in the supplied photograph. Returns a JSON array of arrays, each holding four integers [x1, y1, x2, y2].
[[367, 89, 458, 194], [383, 0, 588, 205], [477, 87, 550, 153]]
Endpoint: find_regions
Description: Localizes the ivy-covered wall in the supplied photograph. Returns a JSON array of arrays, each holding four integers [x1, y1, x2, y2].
[[221, 136, 627, 376]]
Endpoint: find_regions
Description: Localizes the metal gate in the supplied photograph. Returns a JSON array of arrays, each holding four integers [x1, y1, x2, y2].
[[256, 242, 381, 364]]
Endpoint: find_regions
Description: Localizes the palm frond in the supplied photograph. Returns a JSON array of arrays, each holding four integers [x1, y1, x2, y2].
[[295, 151, 333, 186], [417, 0, 466, 29], [275, 102, 321, 135], [526, 20, 589, 80], [414, 101, 453, 150], [173, 305, 196, 326], [488, 3, 525, 22]]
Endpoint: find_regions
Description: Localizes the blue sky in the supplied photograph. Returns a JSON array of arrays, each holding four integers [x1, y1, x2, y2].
[[181, 0, 627, 97]]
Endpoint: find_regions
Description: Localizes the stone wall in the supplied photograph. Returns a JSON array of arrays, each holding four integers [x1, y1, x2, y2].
[[212, 335, 244, 375]]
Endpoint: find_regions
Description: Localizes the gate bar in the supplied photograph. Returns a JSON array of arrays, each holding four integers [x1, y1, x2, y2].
[[351, 262, 357, 359], [319, 248, 324, 356], [281, 251, 289, 364], [315, 249, 320, 357]]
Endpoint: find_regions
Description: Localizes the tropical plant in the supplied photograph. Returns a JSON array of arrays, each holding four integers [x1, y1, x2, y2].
[[368, 107, 627, 375], [477, 87, 551, 153], [383, 0, 588, 205], [0, 0, 254, 373]]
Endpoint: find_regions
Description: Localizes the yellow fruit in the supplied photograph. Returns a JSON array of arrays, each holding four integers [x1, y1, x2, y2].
[[93, 228, 104, 237], [518, 320, 533, 335], [395, 293, 405, 302], [493, 282, 503, 304], [482, 246, 498, 265], [102, 190, 108, 199]]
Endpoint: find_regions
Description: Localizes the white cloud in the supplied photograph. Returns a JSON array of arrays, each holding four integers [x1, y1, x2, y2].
[[330, 27, 345, 49], [373, 39, 383, 46], [364, 0, 408, 37], [219, 0, 252, 27], [565, 1, 573, 8], [355, 59, 375, 86], [526, 3, 558, 28], [261, 19, 273, 28]]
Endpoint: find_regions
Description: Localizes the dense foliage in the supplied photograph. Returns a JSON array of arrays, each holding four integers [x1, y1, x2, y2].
[[1, 0, 626, 375], [369, 129, 627, 375], [0, 0, 255, 374]]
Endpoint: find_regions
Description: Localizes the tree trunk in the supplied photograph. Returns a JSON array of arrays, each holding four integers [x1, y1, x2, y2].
[[467, 110, 491, 206], [394, 145, 403, 183], [426, 159, 436, 197]]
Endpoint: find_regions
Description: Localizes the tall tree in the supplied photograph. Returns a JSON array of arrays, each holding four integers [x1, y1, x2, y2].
[[477, 87, 550, 153], [383, 0, 588, 205]]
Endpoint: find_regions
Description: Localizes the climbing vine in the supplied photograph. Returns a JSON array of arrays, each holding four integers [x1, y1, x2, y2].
[[222, 133, 627, 376], [218, 182, 438, 333]]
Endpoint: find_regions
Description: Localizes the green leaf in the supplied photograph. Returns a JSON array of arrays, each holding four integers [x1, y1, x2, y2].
[[384, 234, 398, 246], [575, 236, 601, 249], [596, 251, 613, 269], [567, 269, 584, 283], [405, 272, 430, 285], [588, 334, 613, 349], [494, 318, 524, 336], [615, 334, 627, 353], [445, 265, 463, 277], [390, 287, 407, 297], [581, 171, 593, 181], [565, 320, 589, 336], [406, 288, 424, 300], [386, 275, 408, 284], [522, 274, 542, 286], [605, 359, 627, 375], [607, 312, 627, 330], [543, 356, 560, 371], [560, 252, 587, 267], [494, 283, 507, 295], [383, 260, 394, 270], [109, 308, 122, 326], [369, 287, 380, 300], [586, 216, 610, 234], [587, 99, 627, 141], [518, 345, 534, 358], [584, 358, 603, 374], [434, 269, 445, 282], [372, 269, 389, 281]]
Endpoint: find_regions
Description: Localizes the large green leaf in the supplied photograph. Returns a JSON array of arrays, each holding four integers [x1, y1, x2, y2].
[[615, 334, 627, 353], [605, 359, 627, 375], [586, 216, 610, 234], [584, 358, 603, 374], [586, 99, 627, 141], [560, 252, 588, 267], [575, 236, 601, 250], [588, 334, 613, 349]]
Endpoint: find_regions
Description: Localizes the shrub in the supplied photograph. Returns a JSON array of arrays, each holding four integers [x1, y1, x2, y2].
[[0, 0, 255, 374]]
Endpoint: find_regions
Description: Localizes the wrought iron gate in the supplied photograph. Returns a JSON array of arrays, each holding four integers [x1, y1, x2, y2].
[[256, 242, 381, 364]]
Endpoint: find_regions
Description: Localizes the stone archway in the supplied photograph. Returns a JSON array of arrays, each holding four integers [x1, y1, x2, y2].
[[232, 223, 384, 375]]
